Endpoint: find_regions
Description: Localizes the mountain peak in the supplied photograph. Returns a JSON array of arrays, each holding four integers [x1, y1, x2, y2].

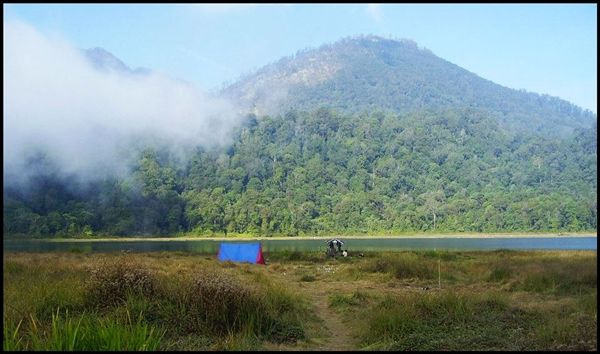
[[221, 35, 594, 136], [337, 34, 418, 46], [84, 47, 150, 76]]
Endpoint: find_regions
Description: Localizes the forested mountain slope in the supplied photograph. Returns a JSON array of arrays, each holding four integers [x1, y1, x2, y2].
[[222, 35, 595, 137], [3, 36, 597, 237], [4, 107, 596, 237]]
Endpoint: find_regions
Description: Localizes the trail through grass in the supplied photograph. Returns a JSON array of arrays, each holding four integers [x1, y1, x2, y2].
[[304, 282, 355, 351]]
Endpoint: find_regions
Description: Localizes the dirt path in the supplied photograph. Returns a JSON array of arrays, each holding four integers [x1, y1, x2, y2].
[[305, 282, 355, 351], [259, 260, 384, 351], [261, 277, 358, 351]]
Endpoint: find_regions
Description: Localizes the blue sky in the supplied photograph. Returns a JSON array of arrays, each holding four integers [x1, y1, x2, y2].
[[4, 3, 597, 112]]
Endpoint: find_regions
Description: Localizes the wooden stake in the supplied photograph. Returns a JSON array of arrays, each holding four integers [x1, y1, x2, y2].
[[438, 258, 441, 289]]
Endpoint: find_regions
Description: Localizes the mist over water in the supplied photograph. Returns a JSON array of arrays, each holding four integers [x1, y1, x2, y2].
[[3, 20, 244, 187]]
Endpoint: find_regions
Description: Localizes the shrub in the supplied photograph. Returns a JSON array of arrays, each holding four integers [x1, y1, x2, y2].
[[188, 271, 254, 333], [85, 258, 157, 308], [170, 270, 306, 343]]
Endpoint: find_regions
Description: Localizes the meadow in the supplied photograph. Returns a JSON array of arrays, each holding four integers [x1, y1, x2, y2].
[[3, 249, 597, 351]]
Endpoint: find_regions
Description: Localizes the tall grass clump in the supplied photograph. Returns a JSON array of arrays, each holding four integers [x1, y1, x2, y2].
[[419, 250, 459, 261], [185, 270, 256, 334], [11, 308, 164, 351], [163, 269, 307, 344], [299, 274, 317, 282], [3, 260, 27, 275], [82, 310, 165, 350], [532, 300, 597, 351], [85, 257, 157, 308], [487, 261, 514, 283], [252, 276, 308, 344], [361, 253, 435, 280], [511, 256, 597, 295], [4, 258, 87, 322], [3, 318, 24, 351], [358, 291, 525, 351]]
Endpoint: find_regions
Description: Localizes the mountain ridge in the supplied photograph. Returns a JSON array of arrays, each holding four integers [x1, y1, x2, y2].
[[81, 36, 596, 138], [221, 34, 596, 136], [84, 47, 151, 76]]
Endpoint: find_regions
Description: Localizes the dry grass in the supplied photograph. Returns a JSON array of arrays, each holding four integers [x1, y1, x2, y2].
[[3, 250, 597, 351], [86, 257, 157, 308]]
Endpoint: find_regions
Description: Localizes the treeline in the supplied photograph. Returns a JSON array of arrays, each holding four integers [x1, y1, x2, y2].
[[3, 107, 597, 237]]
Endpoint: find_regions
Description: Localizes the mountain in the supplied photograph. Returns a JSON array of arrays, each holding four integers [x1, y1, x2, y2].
[[4, 36, 597, 238], [84, 47, 151, 76], [222, 35, 596, 136]]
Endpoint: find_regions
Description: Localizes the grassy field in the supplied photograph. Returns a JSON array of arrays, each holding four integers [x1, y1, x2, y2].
[[3, 249, 597, 351]]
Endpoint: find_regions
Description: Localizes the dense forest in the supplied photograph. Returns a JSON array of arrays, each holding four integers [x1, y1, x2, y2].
[[4, 106, 597, 238], [4, 36, 597, 238]]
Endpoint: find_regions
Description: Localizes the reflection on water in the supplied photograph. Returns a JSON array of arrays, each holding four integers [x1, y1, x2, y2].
[[3, 237, 597, 253]]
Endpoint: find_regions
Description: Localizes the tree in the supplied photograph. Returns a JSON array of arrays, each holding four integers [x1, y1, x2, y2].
[[418, 190, 445, 231]]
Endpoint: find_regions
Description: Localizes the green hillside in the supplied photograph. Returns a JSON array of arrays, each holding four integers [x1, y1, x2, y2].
[[4, 107, 596, 237], [3, 36, 597, 237]]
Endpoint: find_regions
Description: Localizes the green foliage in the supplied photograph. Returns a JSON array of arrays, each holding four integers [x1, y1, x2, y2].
[[510, 257, 597, 295], [4, 255, 310, 350], [8, 309, 164, 351], [3, 106, 596, 237], [3, 318, 24, 351], [361, 253, 436, 280], [358, 291, 529, 351]]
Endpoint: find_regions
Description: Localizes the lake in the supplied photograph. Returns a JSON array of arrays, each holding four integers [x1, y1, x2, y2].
[[3, 236, 597, 254]]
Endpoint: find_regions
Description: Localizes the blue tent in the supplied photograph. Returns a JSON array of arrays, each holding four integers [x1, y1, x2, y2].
[[217, 242, 265, 264]]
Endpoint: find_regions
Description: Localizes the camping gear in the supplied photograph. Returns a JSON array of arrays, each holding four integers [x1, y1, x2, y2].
[[328, 238, 344, 251], [326, 238, 344, 256], [326, 247, 335, 258], [217, 242, 265, 264]]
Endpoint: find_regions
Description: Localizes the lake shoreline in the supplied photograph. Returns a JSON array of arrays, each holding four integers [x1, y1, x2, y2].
[[9, 232, 597, 242]]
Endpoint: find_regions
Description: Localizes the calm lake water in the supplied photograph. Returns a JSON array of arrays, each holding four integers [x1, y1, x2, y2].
[[3, 237, 597, 254]]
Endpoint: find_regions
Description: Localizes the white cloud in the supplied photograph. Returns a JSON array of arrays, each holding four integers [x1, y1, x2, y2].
[[3, 20, 243, 184]]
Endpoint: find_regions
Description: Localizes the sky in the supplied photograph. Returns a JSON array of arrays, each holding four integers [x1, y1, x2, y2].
[[3, 3, 597, 113]]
